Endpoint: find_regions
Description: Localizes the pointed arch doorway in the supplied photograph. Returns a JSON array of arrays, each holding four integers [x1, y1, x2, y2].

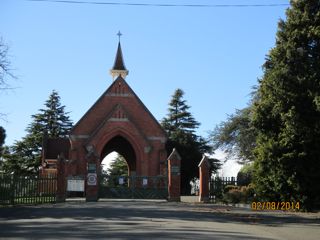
[[98, 135, 167, 199], [101, 135, 137, 176]]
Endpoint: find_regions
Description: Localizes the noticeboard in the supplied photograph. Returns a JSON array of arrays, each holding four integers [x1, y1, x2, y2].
[[67, 176, 85, 192]]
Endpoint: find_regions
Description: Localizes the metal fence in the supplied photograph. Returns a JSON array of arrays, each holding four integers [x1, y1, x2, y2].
[[209, 177, 237, 199], [99, 175, 168, 199], [0, 174, 57, 205]]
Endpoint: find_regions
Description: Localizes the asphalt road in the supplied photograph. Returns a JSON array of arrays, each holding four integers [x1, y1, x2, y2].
[[0, 200, 319, 240]]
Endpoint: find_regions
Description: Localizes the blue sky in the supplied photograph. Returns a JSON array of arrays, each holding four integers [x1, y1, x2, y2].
[[1, 0, 288, 150]]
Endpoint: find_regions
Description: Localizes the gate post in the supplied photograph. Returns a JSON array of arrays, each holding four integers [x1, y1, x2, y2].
[[56, 155, 66, 202], [85, 146, 99, 202], [167, 148, 181, 202], [198, 155, 210, 203]]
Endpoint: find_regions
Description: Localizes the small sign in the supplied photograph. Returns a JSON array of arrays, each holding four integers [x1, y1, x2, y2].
[[119, 177, 124, 185], [171, 166, 180, 175], [87, 173, 97, 186], [88, 163, 97, 173], [143, 178, 148, 186]]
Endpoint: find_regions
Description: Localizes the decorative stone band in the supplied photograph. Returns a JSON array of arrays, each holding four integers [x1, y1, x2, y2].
[[147, 136, 166, 143], [108, 118, 129, 122], [69, 135, 90, 141]]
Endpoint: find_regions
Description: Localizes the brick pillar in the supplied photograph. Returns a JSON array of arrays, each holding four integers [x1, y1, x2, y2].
[[198, 155, 210, 203], [167, 148, 181, 202], [56, 156, 66, 202], [85, 146, 99, 202]]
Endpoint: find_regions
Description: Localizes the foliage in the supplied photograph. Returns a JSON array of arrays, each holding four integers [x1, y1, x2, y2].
[[211, 107, 257, 164], [237, 163, 254, 186], [0, 126, 5, 155], [106, 154, 128, 176], [2, 90, 73, 175], [162, 89, 218, 194], [252, 0, 320, 210], [223, 185, 255, 204], [162, 89, 200, 135], [0, 126, 5, 169]]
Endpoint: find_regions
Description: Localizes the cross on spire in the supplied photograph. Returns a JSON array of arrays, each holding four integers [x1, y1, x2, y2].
[[117, 31, 122, 42], [110, 31, 129, 80]]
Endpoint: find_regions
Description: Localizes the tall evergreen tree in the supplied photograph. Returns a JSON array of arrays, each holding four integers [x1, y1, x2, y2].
[[211, 106, 257, 164], [162, 89, 217, 194], [252, 0, 320, 210], [2, 90, 73, 174], [162, 89, 200, 136], [107, 154, 128, 176]]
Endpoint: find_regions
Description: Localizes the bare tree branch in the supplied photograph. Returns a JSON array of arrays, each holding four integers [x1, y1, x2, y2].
[[0, 37, 17, 90]]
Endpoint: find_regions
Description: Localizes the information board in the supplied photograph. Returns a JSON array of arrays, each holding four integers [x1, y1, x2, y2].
[[67, 177, 85, 192]]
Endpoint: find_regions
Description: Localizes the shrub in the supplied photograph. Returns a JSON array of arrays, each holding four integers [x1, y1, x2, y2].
[[223, 184, 255, 204]]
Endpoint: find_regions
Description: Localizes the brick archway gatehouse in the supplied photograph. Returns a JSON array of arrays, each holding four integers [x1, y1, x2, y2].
[[41, 38, 181, 201]]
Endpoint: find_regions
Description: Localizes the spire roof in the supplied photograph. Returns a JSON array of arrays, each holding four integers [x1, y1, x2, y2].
[[112, 41, 127, 71], [110, 34, 129, 80]]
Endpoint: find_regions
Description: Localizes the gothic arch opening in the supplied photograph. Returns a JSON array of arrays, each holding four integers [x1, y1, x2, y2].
[[100, 135, 137, 176], [101, 152, 128, 176]]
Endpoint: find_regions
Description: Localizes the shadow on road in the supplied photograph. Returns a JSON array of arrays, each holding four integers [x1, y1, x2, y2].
[[0, 201, 319, 240]]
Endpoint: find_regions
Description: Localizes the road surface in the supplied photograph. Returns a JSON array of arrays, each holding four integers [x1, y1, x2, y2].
[[0, 200, 319, 240]]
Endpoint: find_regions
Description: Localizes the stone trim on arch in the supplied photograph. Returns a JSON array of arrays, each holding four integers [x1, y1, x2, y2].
[[95, 127, 144, 162]]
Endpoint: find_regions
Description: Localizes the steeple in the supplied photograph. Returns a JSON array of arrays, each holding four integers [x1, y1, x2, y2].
[[110, 31, 129, 80]]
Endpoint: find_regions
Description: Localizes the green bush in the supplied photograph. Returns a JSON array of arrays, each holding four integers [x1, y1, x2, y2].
[[223, 184, 255, 204], [223, 185, 237, 194]]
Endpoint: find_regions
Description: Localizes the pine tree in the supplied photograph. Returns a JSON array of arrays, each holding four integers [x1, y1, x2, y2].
[[211, 106, 257, 164], [162, 89, 216, 194], [162, 89, 200, 136], [252, 0, 320, 210], [2, 90, 73, 174], [107, 154, 128, 176]]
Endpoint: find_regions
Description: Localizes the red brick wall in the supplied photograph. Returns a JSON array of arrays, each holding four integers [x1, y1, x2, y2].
[[68, 76, 167, 178]]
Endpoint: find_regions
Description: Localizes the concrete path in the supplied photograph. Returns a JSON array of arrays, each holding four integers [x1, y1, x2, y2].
[[0, 200, 319, 240]]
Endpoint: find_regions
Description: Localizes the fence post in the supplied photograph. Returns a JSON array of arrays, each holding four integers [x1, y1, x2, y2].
[[167, 148, 181, 202], [10, 175, 15, 205], [198, 155, 210, 203]]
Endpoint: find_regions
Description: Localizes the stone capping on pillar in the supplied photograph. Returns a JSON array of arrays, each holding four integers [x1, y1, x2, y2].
[[167, 148, 181, 202], [198, 154, 210, 203]]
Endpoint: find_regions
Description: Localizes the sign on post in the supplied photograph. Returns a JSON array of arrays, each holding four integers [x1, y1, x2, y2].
[[88, 163, 97, 173], [171, 166, 180, 175], [119, 177, 124, 185], [143, 178, 148, 186], [87, 173, 97, 186]]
